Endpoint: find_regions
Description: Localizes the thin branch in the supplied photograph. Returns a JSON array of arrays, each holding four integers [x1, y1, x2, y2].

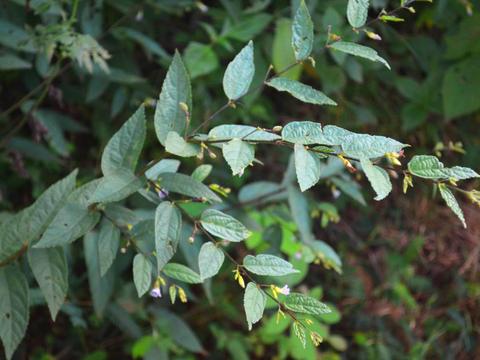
[[188, 61, 301, 137]]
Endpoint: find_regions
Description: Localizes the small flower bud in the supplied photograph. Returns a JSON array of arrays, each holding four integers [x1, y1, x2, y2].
[[272, 125, 283, 133], [169, 285, 177, 304], [178, 286, 188, 303], [364, 30, 382, 41], [179, 102, 189, 113]]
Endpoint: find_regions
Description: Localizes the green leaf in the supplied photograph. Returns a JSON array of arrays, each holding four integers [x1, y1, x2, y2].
[[28, 247, 68, 320], [209, 125, 280, 142], [273, 18, 302, 80], [329, 41, 390, 70], [224, 13, 272, 42], [347, 0, 369, 28], [238, 181, 287, 204], [331, 177, 366, 206], [84, 231, 114, 318], [323, 125, 407, 159], [407, 155, 445, 179], [119, 27, 169, 60], [222, 138, 255, 176], [408, 155, 479, 181], [284, 293, 331, 315], [243, 254, 299, 276], [0, 169, 78, 261], [191, 165, 212, 182], [292, 322, 306, 348], [35, 179, 102, 248], [158, 173, 222, 203], [155, 51, 192, 145], [0, 265, 29, 360], [145, 159, 180, 181], [89, 168, 143, 204], [162, 263, 202, 284], [0, 19, 35, 53], [200, 209, 251, 241], [309, 240, 342, 273], [294, 144, 321, 192], [165, 131, 201, 157], [281, 121, 326, 145], [198, 242, 225, 280], [244, 282, 266, 330], [438, 184, 466, 228], [133, 254, 153, 297], [131, 220, 155, 254], [0, 53, 31, 70], [292, 0, 313, 61], [101, 105, 146, 176], [153, 309, 205, 353], [97, 218, 121, 277], [288, 185, 313, 243], [223, 41, 255, 100], [184, 42, 219, 79], [360, 157, 392, 201], [267, 78, 336, 106], [155, 201, 182, 271]]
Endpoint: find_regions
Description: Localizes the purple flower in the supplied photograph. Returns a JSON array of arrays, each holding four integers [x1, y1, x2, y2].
[[279, 285, 290, 296], [156, 188, 169, 200], [150, 287, 162, 298]]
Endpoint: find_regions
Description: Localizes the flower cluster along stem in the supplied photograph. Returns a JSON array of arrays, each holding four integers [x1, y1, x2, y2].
[[359, 0, 418, 31], [161, 194, 312, 331]]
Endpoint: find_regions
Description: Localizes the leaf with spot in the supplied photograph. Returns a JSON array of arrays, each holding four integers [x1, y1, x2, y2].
[[155, 51, 192, 145], [35, 179, 102, 248], [292, 0, 313, 61], [28, 247, 67, 320], [0, 169, 78, 261], [0, 264, 29, 360]]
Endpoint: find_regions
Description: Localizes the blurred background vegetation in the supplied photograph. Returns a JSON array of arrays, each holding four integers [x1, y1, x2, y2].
[[1, 0, 480, 359]]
